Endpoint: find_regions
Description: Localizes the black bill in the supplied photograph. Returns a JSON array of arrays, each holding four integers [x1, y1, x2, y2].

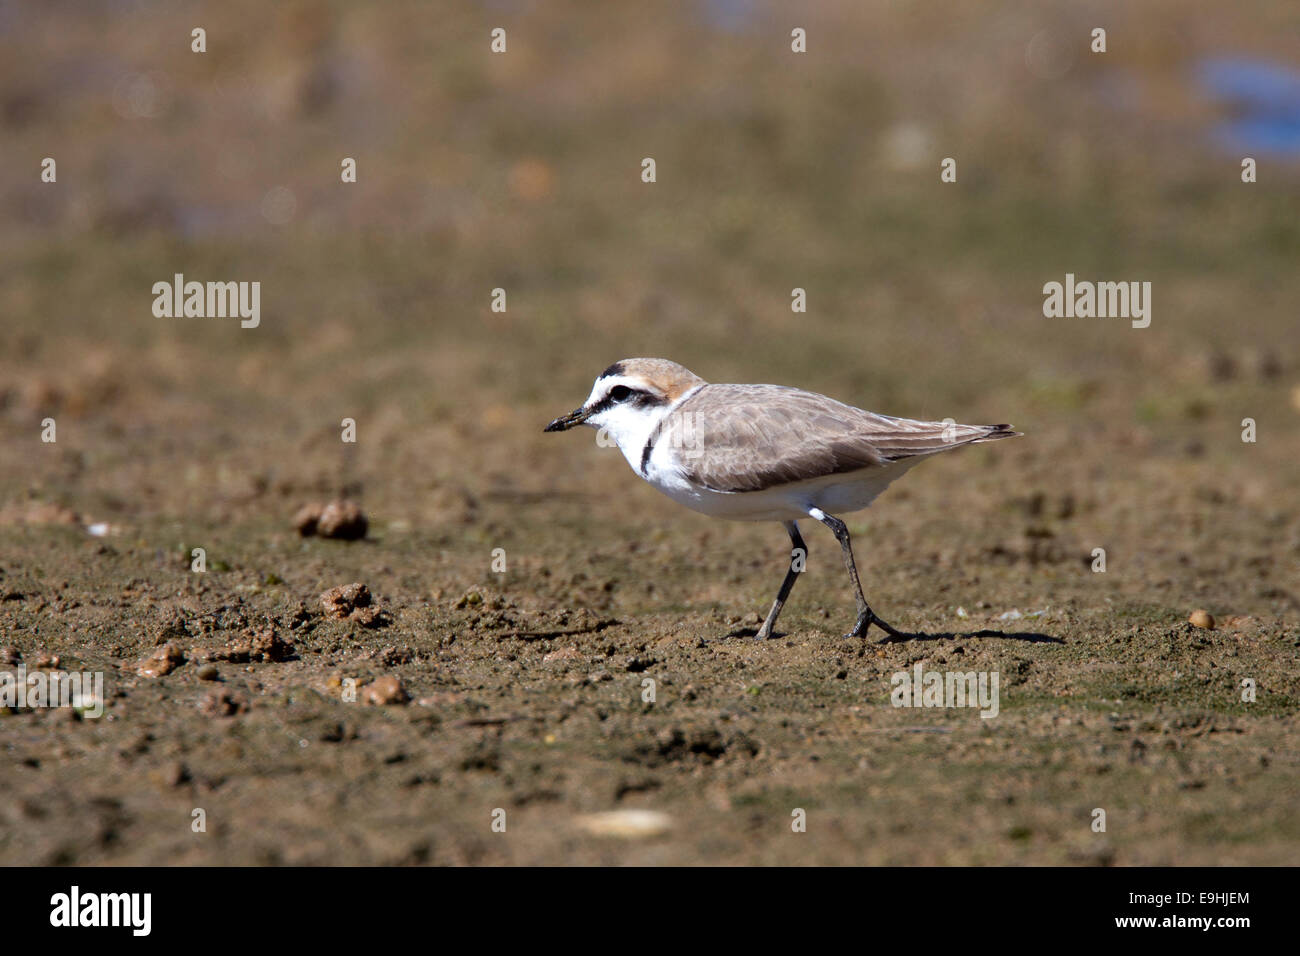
[[543, 406, 591, 432]]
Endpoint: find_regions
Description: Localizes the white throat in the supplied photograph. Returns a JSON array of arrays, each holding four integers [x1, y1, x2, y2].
[[588, 383, 704, 476]]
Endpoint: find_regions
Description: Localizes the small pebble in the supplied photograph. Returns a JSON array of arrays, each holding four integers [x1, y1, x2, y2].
[[1188, 609, 1215, 630], [576, 809, 673, 838]]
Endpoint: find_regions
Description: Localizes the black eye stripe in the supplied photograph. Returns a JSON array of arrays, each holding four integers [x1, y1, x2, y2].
[[586, 394, 617, 416], [629, 389, 665, 409], [588, 387, 664, 415]]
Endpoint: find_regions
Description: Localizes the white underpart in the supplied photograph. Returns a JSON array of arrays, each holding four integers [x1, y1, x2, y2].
[[647, 443, 924, 522], [587, 378, 921, 523]]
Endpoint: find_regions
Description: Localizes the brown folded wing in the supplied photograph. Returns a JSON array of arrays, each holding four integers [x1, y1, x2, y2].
[[661, 384, 1011, 493]]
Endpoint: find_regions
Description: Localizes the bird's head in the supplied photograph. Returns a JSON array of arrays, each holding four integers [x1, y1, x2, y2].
[[544, 358, 706, 453]]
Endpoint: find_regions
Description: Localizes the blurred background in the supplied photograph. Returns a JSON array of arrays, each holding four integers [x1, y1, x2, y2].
[[3, 0, 1298, 542]]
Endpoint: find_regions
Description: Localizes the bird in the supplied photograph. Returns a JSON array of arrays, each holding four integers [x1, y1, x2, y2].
[[544, 358, 1020, 641]]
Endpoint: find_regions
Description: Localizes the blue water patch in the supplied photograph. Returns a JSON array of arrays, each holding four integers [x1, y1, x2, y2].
[[699, 0, 759, 35], [1197, 56, 1300, 158]]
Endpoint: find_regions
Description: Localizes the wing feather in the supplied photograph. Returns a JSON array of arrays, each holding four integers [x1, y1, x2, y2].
[[659, 384, 1015, 493]]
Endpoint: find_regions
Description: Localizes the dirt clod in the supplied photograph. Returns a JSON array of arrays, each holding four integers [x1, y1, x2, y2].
[[200, 688, 249, 718], [321, 582, 372, 617], [193, 626, 294, 664], [350, 606, 392, 629], [295, 499, 367, 539], [136, 643, 184, 678], [316, 500, 368, 540], [360, 675, 409, 706], [320, 583, 391, 628], [293, 502, 324, 536], [151, 761, 190, 788]]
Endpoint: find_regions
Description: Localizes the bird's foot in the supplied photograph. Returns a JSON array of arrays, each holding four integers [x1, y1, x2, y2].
[[846, 610, 909, 642]]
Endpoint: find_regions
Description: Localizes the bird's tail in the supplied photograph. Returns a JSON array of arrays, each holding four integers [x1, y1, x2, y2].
[[970, 424, 1021, 443]]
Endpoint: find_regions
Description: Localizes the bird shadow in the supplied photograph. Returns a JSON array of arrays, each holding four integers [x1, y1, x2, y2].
[[878, 628, 1062, 645], [723, 626, 1062, 645]]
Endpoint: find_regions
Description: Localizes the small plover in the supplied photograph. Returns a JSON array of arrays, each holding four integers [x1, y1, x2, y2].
[[545, 358, 1020, 641]]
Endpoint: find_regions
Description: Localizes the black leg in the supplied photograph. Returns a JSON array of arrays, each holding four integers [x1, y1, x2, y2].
[[809, 508, 908, 642], [756, 521, 806, 640]]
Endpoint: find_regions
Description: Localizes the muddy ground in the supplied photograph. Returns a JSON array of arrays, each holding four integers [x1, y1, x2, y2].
[[1, 1, 1298, 864]]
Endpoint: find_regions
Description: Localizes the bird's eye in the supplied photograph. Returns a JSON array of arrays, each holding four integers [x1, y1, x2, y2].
[[610, 385, 632, 402]]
